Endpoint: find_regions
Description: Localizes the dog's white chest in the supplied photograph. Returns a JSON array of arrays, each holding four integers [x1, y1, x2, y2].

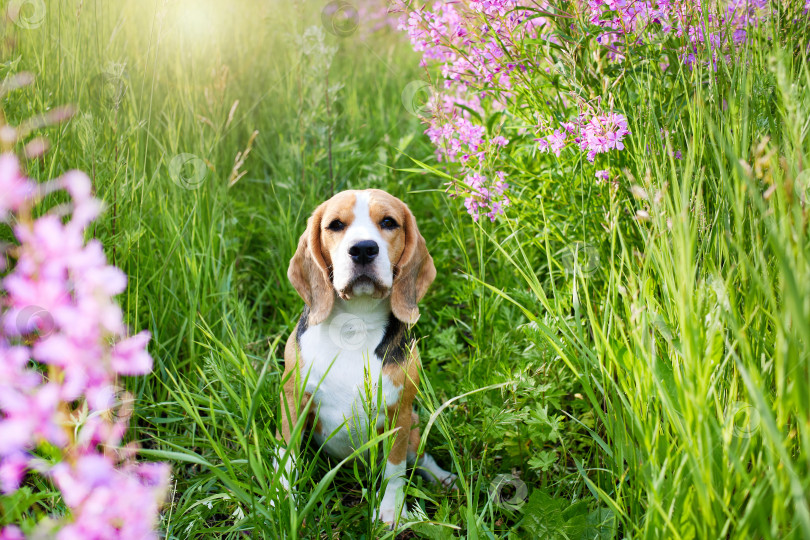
[[298, 300, 402, 460]]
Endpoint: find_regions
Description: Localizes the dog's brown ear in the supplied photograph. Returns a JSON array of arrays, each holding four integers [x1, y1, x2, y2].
[[391, 203, 436, 325], [288, 205, 334, 326]]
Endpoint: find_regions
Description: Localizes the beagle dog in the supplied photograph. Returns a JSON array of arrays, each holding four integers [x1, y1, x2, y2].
[[276, 189, 455, 525]]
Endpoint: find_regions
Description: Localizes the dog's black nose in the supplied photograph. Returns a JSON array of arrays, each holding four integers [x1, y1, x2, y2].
[[349, 240, 379, 265]]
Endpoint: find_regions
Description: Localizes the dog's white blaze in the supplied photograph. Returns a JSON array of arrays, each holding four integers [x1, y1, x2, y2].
[[331, 191, 393, 294], [299, 296, 402, 460]]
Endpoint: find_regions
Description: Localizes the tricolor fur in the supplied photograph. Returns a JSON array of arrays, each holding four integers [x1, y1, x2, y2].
[[276, 189, 455, 526]]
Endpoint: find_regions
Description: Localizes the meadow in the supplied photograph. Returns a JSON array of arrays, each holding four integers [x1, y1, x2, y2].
[[1, 0, 809, 538]]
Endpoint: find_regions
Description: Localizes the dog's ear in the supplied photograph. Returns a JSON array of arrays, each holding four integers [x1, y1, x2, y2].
[[288, 204, 334, 326], [391, 203, 436, 325]]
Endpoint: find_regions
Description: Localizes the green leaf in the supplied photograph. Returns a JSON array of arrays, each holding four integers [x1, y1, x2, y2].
[[528, 450, 558, 472]]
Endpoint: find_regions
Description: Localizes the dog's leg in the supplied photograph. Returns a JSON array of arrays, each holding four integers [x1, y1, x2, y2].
[[378, 405, 411, 526], [274, 385, 309, 490], [378, 348, 425, 527], [273, 336, 310, 505], [273, 388, 309, 506], [278, 375, 309, 446], [407, 412, 457, 488]]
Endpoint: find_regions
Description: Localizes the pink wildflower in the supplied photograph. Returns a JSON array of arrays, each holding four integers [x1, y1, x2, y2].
[[52, 456, 169, 540], [0, 153, 168, 538], [0, 453, 28, 494], [0, 526, 24, 540], [0, 154, 34, 221], [546, 129, 568, 157], [459, 170, 510, 222]]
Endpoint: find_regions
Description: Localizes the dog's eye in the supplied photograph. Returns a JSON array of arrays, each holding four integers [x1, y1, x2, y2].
[[380, 217, 399, 230], [326, 219, 345, 232]]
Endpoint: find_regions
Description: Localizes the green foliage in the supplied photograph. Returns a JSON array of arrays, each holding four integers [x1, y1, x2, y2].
[[520, 490, 615, 539], [406, 3, 810, 539]]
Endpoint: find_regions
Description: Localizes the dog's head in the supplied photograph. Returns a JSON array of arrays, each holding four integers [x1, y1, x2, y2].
[[289, 189, 435, 326]]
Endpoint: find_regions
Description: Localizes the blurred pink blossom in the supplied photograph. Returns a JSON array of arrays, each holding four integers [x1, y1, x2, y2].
[[0, 153, 168, 539], [0, 526, 24, 540], [0, 154, 34, 221]]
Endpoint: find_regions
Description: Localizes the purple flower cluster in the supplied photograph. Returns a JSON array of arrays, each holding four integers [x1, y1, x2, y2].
[[0, 154, 168, 539], [537, 111, 631, 162], [354, 1, 403, 37], [586, 0, 774, 66], [426, 115, 509, 164], [397, 0, 553, 220], [455, 170, 511, 222], [400, 3, 464, 65], [470, 0, 518, 17], [398, 0, 542, 91], [398, 1, 783, 219], [424, 109, 512, 220]]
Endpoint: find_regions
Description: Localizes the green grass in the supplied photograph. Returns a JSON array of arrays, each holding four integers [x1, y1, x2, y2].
[[1, 0, 809, 538]]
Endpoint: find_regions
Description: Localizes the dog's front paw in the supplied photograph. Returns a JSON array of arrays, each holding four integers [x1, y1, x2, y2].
[[378, 501, 407, 528]]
